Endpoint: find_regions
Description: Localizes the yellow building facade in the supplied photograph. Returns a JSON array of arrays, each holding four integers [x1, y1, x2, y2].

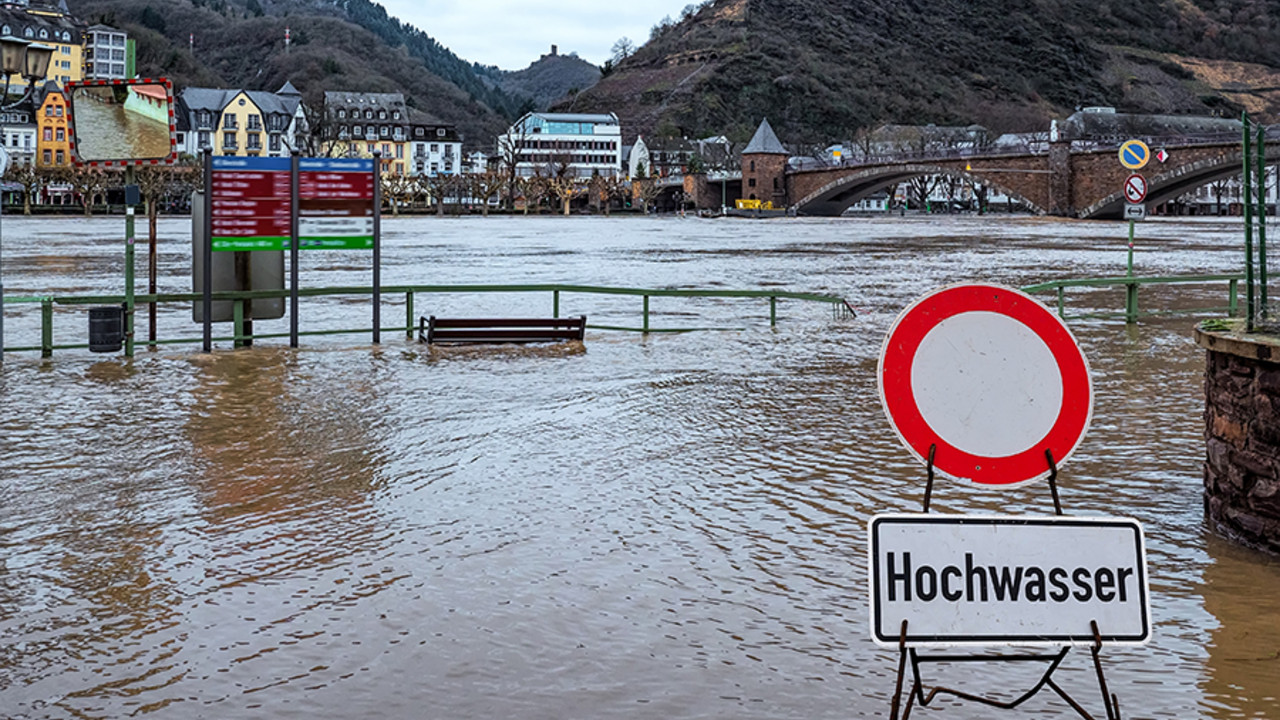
[[35, 83, 69, 167], [215, 92, 267, 157], [0, 3, 85, 90]]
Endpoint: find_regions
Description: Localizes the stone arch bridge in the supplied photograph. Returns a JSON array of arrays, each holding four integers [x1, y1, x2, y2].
[[779, 139, 1279, 219]]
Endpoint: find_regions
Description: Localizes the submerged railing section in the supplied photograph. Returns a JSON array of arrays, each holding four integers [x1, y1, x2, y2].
[[1021, 274, 1244, 322], [0, 283, 857, 358]]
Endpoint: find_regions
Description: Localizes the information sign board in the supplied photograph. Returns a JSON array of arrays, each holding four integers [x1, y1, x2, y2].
[[869, 515, 1151, 647], [211, 157, 291, 251], [299, 158, 375, 250], [1124, 203, 1147, 221]]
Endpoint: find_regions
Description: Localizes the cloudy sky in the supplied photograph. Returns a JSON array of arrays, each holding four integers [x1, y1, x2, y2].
[[377, 0, 697, 70]]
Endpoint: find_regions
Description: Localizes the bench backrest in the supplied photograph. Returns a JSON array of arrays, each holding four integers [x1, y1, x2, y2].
[[419, 316, 586, 344]]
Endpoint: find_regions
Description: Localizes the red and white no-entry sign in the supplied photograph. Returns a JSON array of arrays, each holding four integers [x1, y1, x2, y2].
[[878, 284, 1093, 486], [1124, 174, 1148, 204]]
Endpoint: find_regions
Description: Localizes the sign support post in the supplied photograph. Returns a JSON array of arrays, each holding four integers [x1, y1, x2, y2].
[[202, 148, 212, 352], [372, 151, 381, 345], [290, 150, 299, 348], [124, 166, 136, 357]]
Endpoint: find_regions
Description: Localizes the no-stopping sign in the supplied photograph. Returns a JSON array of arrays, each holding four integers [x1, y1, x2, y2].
[[1124, 174, 1148, 204], [878, 284, 1093, 486]]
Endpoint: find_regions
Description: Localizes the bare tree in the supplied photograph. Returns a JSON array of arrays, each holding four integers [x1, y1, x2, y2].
[[636, 177, 662, 213], [381, 172, 415, 216], [469, 170, 503, 216], [610, 37, 635, 63], [547, 176, 583, 216], [497, 122, 530, 211], [4, 163, 46, 215], [521, 174, 550, 214], [68, 165, 110, 216]]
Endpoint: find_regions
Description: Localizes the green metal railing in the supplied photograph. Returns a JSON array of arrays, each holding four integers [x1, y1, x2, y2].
[[0, 283, 855, 358], [1021, 273, 1243, 322]]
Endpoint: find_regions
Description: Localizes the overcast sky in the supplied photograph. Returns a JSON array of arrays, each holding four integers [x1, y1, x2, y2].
[[376, 0, 698, 70]]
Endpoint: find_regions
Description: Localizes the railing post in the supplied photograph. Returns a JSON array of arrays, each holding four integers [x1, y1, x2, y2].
[[643, 295, 650, 334], [233, 298, 245, 348], [405, 291, 414, 340], [553, 290, 560, 318], [1056, 286, 1066, 319], [1125, 283, 1139, 324], [1230, 278, 1239, 317], [770, 296, 777, 327], [40, 297, 52, 358]]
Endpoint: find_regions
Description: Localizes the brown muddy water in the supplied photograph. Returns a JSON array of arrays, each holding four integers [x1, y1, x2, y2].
[[1, 215, 1278, 719]]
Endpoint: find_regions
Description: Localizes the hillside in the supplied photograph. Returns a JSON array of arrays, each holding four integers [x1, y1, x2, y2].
[[477, 49, 603, 111], [68, 0, 527, 148], [557, 0, 1280, 146]]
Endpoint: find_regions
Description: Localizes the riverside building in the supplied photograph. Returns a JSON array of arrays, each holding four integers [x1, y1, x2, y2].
[[498, 112, 622, 178]]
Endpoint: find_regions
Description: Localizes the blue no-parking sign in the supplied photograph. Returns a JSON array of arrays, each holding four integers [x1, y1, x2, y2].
[[1119, 140, 1150, 170]]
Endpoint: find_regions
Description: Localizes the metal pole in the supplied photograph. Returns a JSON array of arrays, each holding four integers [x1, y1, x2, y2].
[[125, 166, 136, 357], [1244, 115, 1255, 331], [0, 157, 5, 364], [373, 151, 381, 344], [202, 148, 213, 352], [1126, 219, 1135, 278], [290, 150, 299, 348], [1258, 126, 1268, 319]]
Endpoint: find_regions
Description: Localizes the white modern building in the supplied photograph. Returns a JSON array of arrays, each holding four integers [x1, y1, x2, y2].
[[84, 24, 128, 80], [0, 106, 37, 166], [498, 112, 622, 178]]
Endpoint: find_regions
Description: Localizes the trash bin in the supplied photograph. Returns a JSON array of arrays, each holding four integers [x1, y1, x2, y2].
[[88, 305, 124, 353]]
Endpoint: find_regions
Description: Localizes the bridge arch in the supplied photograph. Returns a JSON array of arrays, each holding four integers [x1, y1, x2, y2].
[[1078, 146, 1279, 219], [792, 164, 1042, 217]]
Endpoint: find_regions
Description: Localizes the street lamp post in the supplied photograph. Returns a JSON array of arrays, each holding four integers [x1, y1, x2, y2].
[[0, 36, 53, 363]]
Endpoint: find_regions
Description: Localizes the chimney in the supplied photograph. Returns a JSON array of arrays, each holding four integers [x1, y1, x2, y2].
[[550, 44, 557, 56]]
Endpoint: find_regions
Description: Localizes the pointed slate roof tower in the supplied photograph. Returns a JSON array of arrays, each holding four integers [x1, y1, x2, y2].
[[743, 118, 787, 155], [741, 118, 789, 207]]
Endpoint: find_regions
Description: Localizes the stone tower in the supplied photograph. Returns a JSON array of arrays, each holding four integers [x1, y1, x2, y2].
[[741, 118, 788, 207]]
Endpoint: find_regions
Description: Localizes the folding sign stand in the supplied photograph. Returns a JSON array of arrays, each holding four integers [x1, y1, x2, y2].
[[888, 444, 1122, 720]]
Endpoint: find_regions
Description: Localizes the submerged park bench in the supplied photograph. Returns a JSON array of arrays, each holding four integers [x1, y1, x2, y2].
[[418, 315, 587, 345]]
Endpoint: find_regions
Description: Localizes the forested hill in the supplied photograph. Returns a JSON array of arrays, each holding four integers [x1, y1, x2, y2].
[[557, 0, 1280, 146], [69, 0, 535, 148]]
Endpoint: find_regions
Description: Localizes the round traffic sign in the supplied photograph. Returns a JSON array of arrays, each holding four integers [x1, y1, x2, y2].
[[1124, 174, 1148, 203], [878, 284, 1093, 486], [1119, 140, 1150, 170]]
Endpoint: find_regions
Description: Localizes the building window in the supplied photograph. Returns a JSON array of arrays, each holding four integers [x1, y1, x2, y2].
[[223, 132, 236, 147], [364, 110, 372, 119], [42, 149, 50, 163], [379, 126, 389, 138], [55, 150, 63, 164], [395, 144, 403, 159], [55, 129, 63, 141], [223, 115, 237, 130], [748, 178, 756, 187], [269, 136, 280, 152], [42, 127, 51, 141], [338, 109, 345, 119], [248, 114, 261, 130], [437, 128, 446, 137], [393, 111, 401, 120], [378, 110, 386, 120], [366, 125, 374, 137], [430, 144, 438, 153], [353, 125, 363, 137], [247, 135, 261, 150], [23, 27, 33, 38]]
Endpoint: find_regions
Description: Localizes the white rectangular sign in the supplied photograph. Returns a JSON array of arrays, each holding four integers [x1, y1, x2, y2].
[[869, 515, 1150, 647], [1124, 203, 1147, 220]]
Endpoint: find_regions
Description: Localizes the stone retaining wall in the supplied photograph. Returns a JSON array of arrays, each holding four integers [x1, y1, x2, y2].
[[1197, 327, 1280, 555]]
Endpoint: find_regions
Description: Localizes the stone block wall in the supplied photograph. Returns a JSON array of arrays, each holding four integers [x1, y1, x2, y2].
[[1199, 328, 1280, 555]]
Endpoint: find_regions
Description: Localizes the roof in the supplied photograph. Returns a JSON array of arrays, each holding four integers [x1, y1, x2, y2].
[[180, 87, 300, 119], [743, 118, 787, 155], [531, 112, 619, 124], [324, 91, 405, 112], [1061, 111, 1241, 140], [277, 81, 300, 97]]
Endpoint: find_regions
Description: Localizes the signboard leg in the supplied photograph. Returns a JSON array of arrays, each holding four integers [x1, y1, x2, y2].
[[372, 151, 381, 345], [290, 151, 299, 349], [202, 149, 212, 353]]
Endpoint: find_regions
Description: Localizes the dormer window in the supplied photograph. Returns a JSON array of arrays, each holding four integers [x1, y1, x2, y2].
[[393, 111, 401, 120], [378, 110, 386, 120], [23, 27, 34, 38], [364, 110, 372, 119], [1, 26, 10, 36], [38, 29, 47, 39], [337, 109, 345, 119], [437, 128, 446, 137]]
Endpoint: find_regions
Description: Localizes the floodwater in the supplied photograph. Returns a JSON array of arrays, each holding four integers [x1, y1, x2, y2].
[[1, 214, 1278, 719]]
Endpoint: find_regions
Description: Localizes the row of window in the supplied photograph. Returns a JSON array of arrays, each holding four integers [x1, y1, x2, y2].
[[41, 128, 65, 142], [0, 25, 75, 42], [335, 108, 401, 122], [516, 140, 617, 151], [517, 154, 618, 165]]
